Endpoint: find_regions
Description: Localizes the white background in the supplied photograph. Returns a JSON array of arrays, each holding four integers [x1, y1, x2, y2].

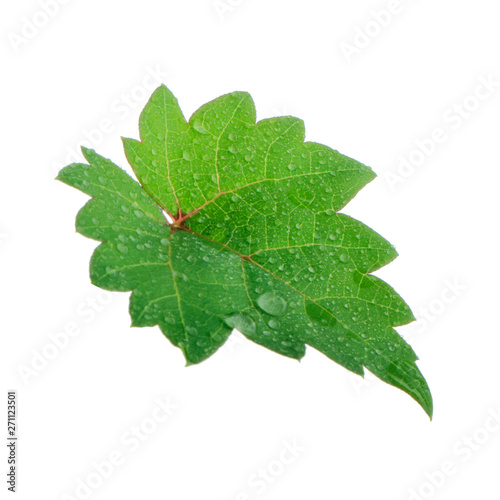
[[2, 1, 500, 499]]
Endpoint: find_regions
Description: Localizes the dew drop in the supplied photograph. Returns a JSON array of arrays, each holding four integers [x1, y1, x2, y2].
[[268, 319, 281, 330], [257, 292, 287, 317], [223, 313, 257, 336], [339, 253, 349, 263], [192, 120, 209, 134], [116, 243, 129, 255]]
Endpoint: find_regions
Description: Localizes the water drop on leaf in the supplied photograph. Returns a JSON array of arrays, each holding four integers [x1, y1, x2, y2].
[[257, 292, 287, 317], [339, 253, 349, 263], [223, 313, 257, 336], [116, 243, 129, 255]]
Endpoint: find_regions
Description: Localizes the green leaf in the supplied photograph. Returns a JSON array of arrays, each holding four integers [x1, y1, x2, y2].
[[57, 85, 432, 418]]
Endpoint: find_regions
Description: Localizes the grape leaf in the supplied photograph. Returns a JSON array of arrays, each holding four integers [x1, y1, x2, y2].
[[57, 85, 432, 417]]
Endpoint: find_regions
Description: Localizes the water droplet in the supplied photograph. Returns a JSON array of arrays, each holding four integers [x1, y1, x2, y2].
[[116, 243, 129, 255], [257, 292, 287, 317], [174, 271, 188, 282], [339, 253, 349, 263], [183, 150, 194, 161], [268, 319, 281, 330], [223, 313, 256, 336], [192, 120, 209, 134]]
